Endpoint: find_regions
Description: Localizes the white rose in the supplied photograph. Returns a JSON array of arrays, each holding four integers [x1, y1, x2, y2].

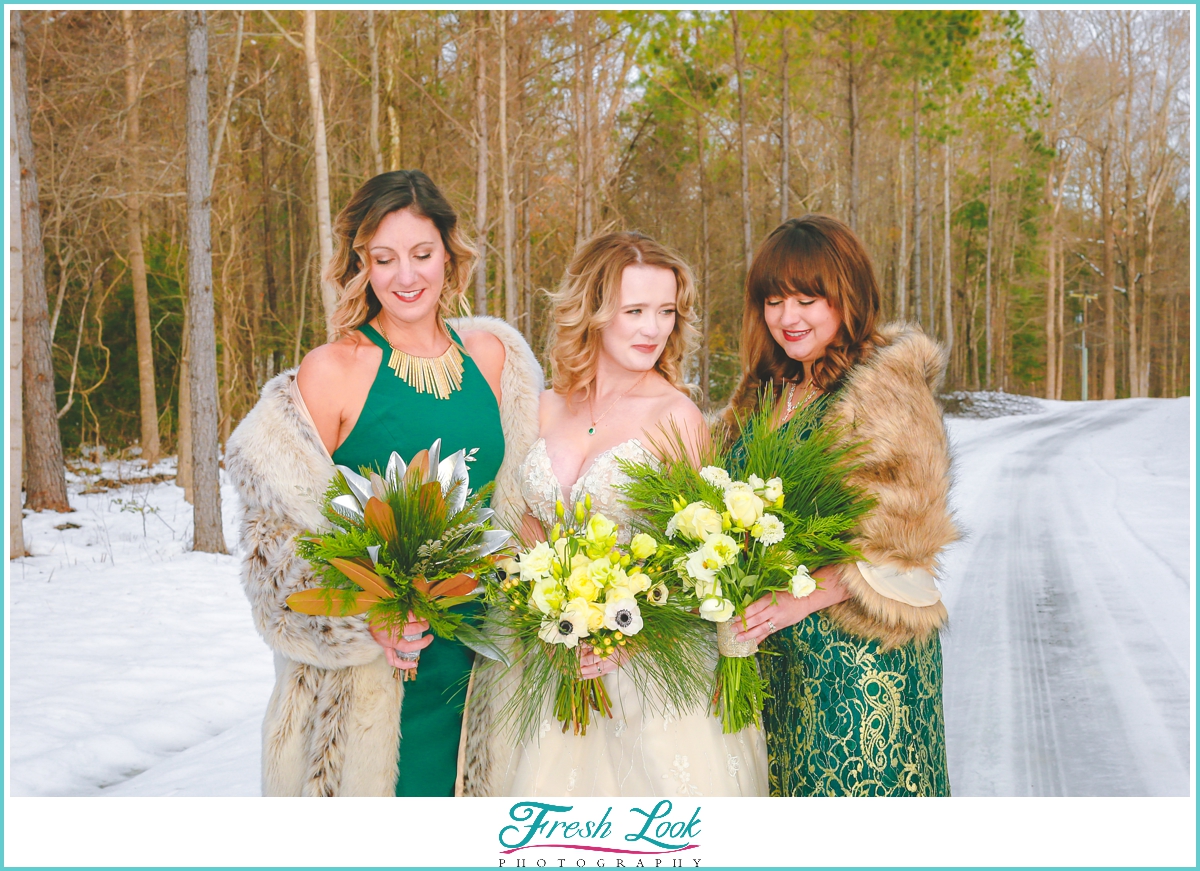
[[671, 501, 724, 542], [624, 568, 652, 595], [723, 482, 765, 528], [748, 473, 766, 492], [630, 533, 658, 560], [693, 577, 722, 600], [750, 514, 785, 547], [790, 564, 817, 599], [699, 466, 732, 490], [698, 596, 735, 622], [762, 477, 784, 503], [519, 541, 554, 580]]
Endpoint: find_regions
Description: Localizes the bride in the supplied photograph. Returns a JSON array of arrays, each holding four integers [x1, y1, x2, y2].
[[490, 231, 768, 796]]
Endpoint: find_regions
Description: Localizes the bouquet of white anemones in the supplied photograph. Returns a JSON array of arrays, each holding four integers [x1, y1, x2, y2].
[[482, 498, 713, 738], [619, 398, 873, 733]]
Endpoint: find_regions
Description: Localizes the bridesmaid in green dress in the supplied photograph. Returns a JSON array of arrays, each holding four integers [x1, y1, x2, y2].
[[297, 170, 519, 796], [721, 215, 957, 796]]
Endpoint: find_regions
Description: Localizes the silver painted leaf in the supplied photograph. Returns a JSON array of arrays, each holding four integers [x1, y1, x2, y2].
[[384, 451, 407, 487], [366, 545, 381, 566], [425, 439, 442, 484], [475, 528, 512, 557], [331, 495, 365, 524], [335, 466, 372, 508]]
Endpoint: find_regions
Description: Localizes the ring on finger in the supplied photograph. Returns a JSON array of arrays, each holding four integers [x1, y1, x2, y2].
[[766, 620, 777, 633]]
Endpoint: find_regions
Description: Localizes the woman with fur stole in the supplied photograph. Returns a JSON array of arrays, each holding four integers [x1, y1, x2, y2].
[[226, 170, 542, 796], [723, 214, 956, 796]]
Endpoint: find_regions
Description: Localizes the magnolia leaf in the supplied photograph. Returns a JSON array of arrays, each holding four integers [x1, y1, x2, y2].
[[385, 451, 407, 487], [369, 471, 388, 502], [418, 480, 445, 516], [475, 529, 512, 558], [406, 450, 430, 485], [433, 593, 481, 609], [428, 572, 478, 598], [336, 466, 373, 508], [287, 587, 381, 617], [331, 495, 365, 525], [454, 622, 511, 666], [426, 439, 442, 482], [329, 557, 392, 599], [412, 576, 432, 595], [363, 497, 398, 544]]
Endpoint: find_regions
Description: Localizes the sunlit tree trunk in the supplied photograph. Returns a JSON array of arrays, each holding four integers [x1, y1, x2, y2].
[[731, 11, 752, 275], [185, 10, 227, 554], [779, 20, 789, 223], [303, 11, 334, 336], [10, 94, 26, 555], [367, 11, 383, 176], [942, 136, 954, 355], [122, 11, 161, 467], [473, 11, 489, 314], [499, 13, 516, 326]]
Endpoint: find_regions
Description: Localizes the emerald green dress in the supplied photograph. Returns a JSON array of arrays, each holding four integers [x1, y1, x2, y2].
[[736, 412, 950, 797], [331, 323, 504, 797]]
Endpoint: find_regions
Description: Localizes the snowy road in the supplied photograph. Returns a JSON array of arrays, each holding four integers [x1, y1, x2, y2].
[[5, 396, 1192, 796], [940, 397, 1192, 796]]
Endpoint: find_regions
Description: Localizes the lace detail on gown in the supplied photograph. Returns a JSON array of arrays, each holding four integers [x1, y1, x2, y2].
[[493, 438, 769, 797]]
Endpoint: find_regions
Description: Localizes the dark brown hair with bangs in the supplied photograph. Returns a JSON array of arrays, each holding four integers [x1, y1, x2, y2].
[[725, 214, 883, 425]]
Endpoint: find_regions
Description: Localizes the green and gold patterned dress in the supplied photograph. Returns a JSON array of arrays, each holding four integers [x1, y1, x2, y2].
[[737, 412, 950, 797], [331, 323, 504, 797]]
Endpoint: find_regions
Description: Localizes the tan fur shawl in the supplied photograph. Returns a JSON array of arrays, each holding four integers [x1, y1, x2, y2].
[[226, 315, 542, 796]]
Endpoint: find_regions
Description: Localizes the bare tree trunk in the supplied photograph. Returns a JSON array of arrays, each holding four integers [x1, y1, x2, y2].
[[731, 11, 752, 276], [185, 11, 227, 554], [572, 13, 584, 247], [10, 96, 26, 556], [984, 150, 994, 389], [912, 81, 923, 328], [13, 11, 69, 514], [779, 20, 789, 223], [942, 136, 954, 354], [499, 13, 516, 326], [896, 146, 907, 320], [367, 11, 383, 177], [1045, 231, 1058, 399], [303, 11, 335, 337], [177, 315, 193, 502], [123, 11, 161, 467], [1100, 119, 1117, 400], [847, 20, 860, 231], [473, 11, 489, 314]]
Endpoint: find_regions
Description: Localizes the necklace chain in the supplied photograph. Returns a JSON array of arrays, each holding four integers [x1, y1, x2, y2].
[[375, 318, 464, 401], [588, 371, 648, 436], [784, 380, 815, 421]]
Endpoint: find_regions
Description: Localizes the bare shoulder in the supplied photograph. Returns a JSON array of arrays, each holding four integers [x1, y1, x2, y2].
[[296, 334, 374, 408], [538, 388, 566, 430], [654, 388, 705, 433], [460, 329, 506, 384]]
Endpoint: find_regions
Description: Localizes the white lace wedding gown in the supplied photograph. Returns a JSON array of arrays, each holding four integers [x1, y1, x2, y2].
[[491, 437, 768, 797]]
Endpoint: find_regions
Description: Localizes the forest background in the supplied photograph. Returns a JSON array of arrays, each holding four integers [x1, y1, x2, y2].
[[9, 8, 1192, 492]]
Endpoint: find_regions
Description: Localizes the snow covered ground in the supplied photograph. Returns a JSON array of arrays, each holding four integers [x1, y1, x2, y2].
[[5, 396, 1193, 797]]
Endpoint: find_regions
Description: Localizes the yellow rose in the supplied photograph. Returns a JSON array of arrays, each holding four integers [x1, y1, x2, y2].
[[630, 533, 658, 561], [624, 568, 652, 594], [531, 577, 566, 615], [566, 565, 601, 601], [723, 482, 765, 528]]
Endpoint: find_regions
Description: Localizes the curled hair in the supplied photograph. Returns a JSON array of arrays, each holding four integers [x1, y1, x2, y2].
[[326, 170, 477, 339], [547, 231, 698, 401], [726, 214, 883, 424]]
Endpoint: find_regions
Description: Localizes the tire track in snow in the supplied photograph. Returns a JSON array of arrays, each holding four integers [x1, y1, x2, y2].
[[942, 401, 1188, 796]]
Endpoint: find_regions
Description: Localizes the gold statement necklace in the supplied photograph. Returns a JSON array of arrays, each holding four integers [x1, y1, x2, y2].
[[375, 318, 465, 401]]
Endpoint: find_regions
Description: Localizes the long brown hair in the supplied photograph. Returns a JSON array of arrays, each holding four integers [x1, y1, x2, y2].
[[546, 231, 698, 401], [325, 170, 476, 339], [726, 214, 883, 422]]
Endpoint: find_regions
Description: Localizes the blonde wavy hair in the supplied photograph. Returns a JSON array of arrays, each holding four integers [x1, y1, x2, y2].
[[326, 170, 477, 340], [725, 214, 883, 428], [547, 231, 699, 401]]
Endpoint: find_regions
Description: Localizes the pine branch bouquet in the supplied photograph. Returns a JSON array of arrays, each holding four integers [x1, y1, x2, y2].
[[619, 399, 874, 733], [288, 439, 510, 681], [481, 498, 714, 738]]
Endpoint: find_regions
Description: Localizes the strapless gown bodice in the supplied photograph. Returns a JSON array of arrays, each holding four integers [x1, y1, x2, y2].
[[493, 437, 769, 797]]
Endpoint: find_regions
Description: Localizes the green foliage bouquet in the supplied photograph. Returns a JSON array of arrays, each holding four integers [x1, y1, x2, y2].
[[288, 439, 510, 681], [619, 399, 873, 733], [482, 498, 714, 738]]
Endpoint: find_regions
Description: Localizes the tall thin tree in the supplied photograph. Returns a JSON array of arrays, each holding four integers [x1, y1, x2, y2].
[[731, 11, 752, 275], [12, 11, 69, 514], [185, 10, 227, 554], [122, 11, 161, 467], [10, 94, 26, 556], [473, 11, 489, 314]]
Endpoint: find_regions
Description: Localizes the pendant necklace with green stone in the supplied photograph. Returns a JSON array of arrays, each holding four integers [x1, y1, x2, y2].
[[587, 371, 648, 435]]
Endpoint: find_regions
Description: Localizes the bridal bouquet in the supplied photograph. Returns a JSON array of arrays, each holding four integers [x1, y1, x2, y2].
[[483, 499, 713, 737], [619, 399, 873, 732], [288, 439, 509, 681]]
